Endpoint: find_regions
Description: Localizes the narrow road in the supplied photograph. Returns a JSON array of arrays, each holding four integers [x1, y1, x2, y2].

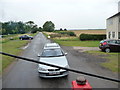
[[3, 32, 118, 88]]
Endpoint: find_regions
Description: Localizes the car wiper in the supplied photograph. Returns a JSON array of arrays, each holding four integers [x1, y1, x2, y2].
[[41, 55, 64, 57], [41, 56, 55, 57], [56, 55, 64, 57]]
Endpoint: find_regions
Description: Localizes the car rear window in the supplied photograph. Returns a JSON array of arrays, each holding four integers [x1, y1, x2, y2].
[[100, 40, 105, 43], [116, 40, 120, 44], [107, 40, 117, 44], [41, 49, 64, 57]]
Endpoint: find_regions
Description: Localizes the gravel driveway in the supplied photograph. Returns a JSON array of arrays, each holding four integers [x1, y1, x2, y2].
[[73, 47, 100, 52]]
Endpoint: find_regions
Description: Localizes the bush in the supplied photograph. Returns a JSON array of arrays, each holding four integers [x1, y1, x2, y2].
[[31, 30, 37, 33], [79, 34, 106, 41], [58, 31, 76, 36], [1, 35, 7, 38], [68, 32, 76, 36]]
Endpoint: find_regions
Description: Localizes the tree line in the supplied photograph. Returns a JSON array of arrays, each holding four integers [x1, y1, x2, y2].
[[0, 21, 41, 35], [0, 21, 64, 35]]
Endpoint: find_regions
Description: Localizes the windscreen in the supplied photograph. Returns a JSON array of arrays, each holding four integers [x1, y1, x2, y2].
[[41, 49, 64, 57]]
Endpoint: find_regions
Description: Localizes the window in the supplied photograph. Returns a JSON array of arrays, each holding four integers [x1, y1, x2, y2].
[[119, 32, 120, 39], [119, 17, 120, 23], [107, 40, 116, 44], [108, 32, 111, 39], [116, 40, 120, 44], [100, 40, 105, 43], [112, 32, 115, 38], [41, 49, 64, 57]]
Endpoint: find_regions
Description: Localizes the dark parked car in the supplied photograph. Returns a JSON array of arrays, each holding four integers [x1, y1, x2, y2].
[[19, 35, 33, 40], [99, 39, 120, 53]]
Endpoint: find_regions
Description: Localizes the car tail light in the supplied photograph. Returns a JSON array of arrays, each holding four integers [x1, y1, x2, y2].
[[102, 42, 107, 45], [100, 42, 107, 46]]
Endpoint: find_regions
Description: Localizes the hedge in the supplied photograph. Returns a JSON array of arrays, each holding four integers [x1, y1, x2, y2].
[[58, 31, 76, 36], [79, 34, 106, 41]]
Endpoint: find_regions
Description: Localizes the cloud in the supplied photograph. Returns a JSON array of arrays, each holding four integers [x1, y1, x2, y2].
[[1, 0, 120, 29]]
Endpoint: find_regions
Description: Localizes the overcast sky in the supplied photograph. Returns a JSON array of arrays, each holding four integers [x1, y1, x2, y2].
[[0, 0, 119, 29]]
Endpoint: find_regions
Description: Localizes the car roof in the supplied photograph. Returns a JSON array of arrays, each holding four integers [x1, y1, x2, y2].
[[102, 39, 120, 41], [21, 35, 28, 36], [44, 43, 60, 49]]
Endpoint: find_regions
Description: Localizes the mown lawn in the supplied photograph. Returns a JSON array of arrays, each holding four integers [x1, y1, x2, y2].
[[53, 38, 100, 47], [86, 51, 119, 72]]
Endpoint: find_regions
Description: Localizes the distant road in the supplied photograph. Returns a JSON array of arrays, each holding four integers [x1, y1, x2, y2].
[[3, 32, 118, 88]]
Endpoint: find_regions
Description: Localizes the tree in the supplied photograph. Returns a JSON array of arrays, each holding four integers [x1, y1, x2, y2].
[[26, 21, 35, 32], [0, 29, 2, 35], [38, 27, 42, 32], [64, 28, 67, 31], [26, 21, 34, 25], [31, 25, 38, 33], [17, 21, 25, 34], [43, 21, 55, 32], [1, 29, 6, 35], [1, 21, 39, 35], [60, 28, 63, 31]]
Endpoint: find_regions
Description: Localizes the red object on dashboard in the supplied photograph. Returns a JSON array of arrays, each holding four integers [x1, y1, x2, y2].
[[72, 80, 92, 90]]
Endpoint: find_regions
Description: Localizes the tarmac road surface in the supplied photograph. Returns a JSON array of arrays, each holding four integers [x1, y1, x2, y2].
[[2, 32, 118, 88]]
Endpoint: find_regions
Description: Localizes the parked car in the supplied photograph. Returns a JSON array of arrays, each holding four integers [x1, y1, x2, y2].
[[99, 39, 120, 53], [19, 35, 33, 40], [38, 43, 69, 78]]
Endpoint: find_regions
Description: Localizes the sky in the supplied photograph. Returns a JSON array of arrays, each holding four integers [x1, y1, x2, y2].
[[0, 0, 120, 29]]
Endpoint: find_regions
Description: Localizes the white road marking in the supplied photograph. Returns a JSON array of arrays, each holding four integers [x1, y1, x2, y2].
[[22, 43, 29, 50]]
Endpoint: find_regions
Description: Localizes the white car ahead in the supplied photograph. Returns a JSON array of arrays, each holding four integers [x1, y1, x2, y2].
[[38, 43, 69, 78]]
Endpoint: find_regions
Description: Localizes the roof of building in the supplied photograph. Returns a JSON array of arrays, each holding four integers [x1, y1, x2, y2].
[[107, 12, 120, 20]]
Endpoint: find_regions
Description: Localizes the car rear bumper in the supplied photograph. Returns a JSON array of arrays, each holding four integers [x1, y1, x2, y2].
[[38, 71, 69, 78]]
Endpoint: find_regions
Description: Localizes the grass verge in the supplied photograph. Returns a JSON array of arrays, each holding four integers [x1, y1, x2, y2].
[[0, 33, 37, 74], [42, 32, 49, 38], [2, 40, 29, 70], [86, 50, 119, 72], [53, 38, 100, 47]]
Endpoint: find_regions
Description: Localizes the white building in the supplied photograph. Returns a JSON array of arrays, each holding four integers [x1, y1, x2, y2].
[[106, 1, 120, 39]]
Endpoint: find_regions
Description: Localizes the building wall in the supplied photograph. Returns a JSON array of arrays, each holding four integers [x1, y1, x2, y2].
[[118, 15, 120, 39], [106, 16, 119, 39], [106, 1, 120, 39]]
